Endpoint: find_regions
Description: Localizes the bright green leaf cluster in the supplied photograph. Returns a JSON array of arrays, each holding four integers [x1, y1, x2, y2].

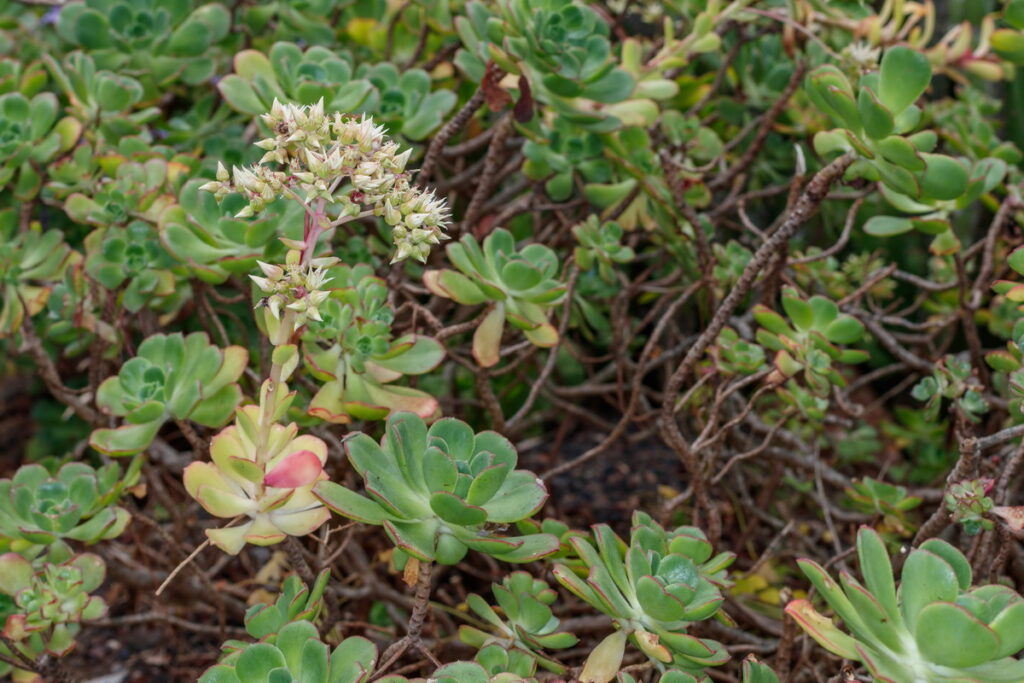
[[945, 479, 995, 536], [788, 526, 1024, 682], [0, 552, 107, 659], [572, 216, 635, 285], [0, 462, 132, 555], [304, 263, 444, 424], [753, 287, 867, 396], [0, 208, 78, 336], [552, 511, 734, 676], [808, 48, 971, 203], [90, 331, 247, 455], [911, 355, 989, 422], [460, 571, 577, 673], [313, 412, 557, 565], [424, 228, 566, 367]]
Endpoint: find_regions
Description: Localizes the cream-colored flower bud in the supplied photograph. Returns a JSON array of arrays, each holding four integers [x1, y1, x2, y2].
[[309, 256, 340, 268], [270, 98, 286, 119], [309, 98, 325, 121], [392, 148, 412, 172], [383, 200, 401, 226], [410, 227, 435, 243], [267, 296, 282, 320], [391, 243, 412, 263], [216, 161, 229, 182], [249, 275, 274, 292], [256, 261, 284, 280], [405, 213, 429, 229]]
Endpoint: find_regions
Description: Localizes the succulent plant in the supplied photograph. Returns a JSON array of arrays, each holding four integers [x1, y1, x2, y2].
[[455, 0, 674, 131], [0, 462, 132, 555], [711, 328, 767, 377], [738, 657, 780, 683], [844, 477, 922, 538], [521, 116, 612, 201], [42, 262, 120, 358], [775, 380, 830, 422], [159, 178, 300, 284], [945, 478, 995, 536], [617, 666, 749, 683], [587, 125, 675, 232], [90, 332, 248, 455], [911, 355, 989, 422], [314, 412, 558, 565], [0, 57, 47, 97], [569, 270, 620, 346], [712, 241, 753, 294], [788, 526, 1024, 682], [65, 156, 190, 227], [0, 91, 81, 200], [808, 48, 971, 204], [753, 288, 868, 396], [84, 220, 188, 314], [992, 243, 1024, 320], [431, 649, 535, 683], [43, 51, 154, 141], [470, 643, 539, 680], [552, 511, 734, 677], [864, 157, 1007, 256], [200, 624, 389, 683], [55, 0, 232, 92], [424, 228, 566, 367], [459, 571, 577, 672], [184, 405, 332, 555], [222, 570, 330, 652], [235, 1, 345, 47], [217, 42, 376, 118], [356, 62, 457, 141], [304, 263, 444, 423], [572, 216, 634, 285], [0, 552, 107, 658], [212, 571, 342, 668], [0, 208, 79, 336]]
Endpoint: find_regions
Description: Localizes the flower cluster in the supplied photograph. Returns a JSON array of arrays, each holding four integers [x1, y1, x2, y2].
[[199, 99, 449, 263], [250, 253, 335, 325]]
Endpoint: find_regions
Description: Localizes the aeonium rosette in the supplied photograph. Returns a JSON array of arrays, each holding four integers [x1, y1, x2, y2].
[[184, 405, 331, 554]]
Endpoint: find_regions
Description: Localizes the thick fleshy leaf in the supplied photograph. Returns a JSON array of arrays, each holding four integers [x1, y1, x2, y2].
[[856, 527, 899, 620], [919, 154, 968, 201], [312, 481, 389, 525], [915, 601, 1000, 668], [580, 630, 627, 683], [901, 549, 959, 629], [784, 600, 859, 659], [864, 215, 913, 237], [473, 304, 505, 367], [89, 420, 163, 456], [429, 491, 487, 526], [879, 46, 931, 114]]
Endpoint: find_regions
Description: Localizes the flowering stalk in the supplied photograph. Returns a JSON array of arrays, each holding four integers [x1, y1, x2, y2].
[[185, 101, 450, 555], [182, 259, 333, 553]]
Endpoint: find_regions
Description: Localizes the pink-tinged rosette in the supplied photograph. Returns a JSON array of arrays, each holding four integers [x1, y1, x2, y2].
[[184, 406, 330, 554]]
